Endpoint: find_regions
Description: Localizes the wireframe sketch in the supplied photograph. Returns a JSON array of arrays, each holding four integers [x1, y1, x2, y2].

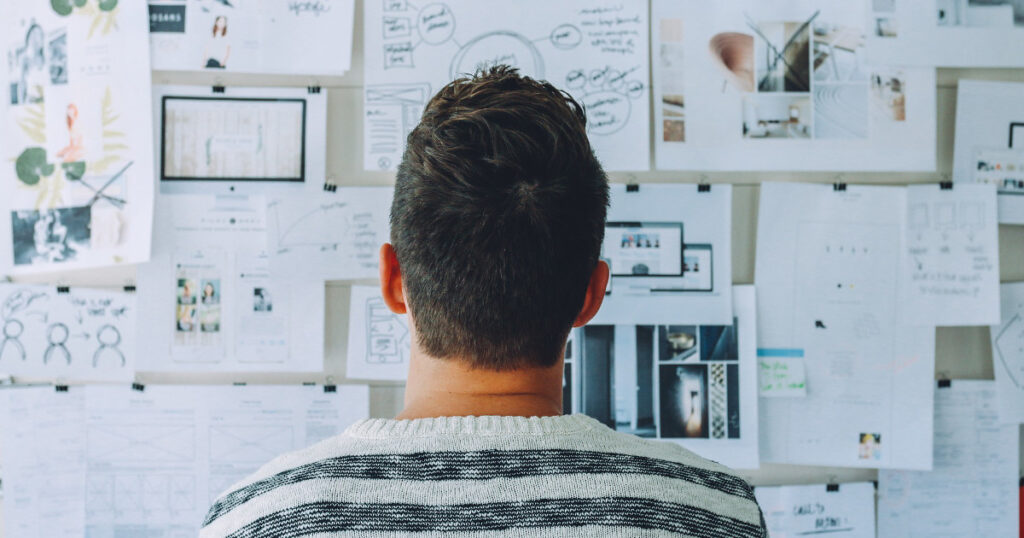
[[0, 284, 135, 379], [365, 296, 410, 364], [365, 0, 650, 171]]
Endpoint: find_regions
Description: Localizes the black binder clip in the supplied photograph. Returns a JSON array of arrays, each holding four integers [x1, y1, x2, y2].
[[939, 181, 953, 190], [56, 286, 70, 294], [55, 385, 69, 392], [937, 379, 952, 388], [626, 183, 639, 193], [826, 483, 840, 492], [697, 184, 711, 193], [132, 382, 145, 392], [212, 85, 226, 94], [308, 86, 322, 94], [323, 183, 337, 193], [324, 385, 337, 393], [832, 183, 847, 192], [123, 285, 136, 293]]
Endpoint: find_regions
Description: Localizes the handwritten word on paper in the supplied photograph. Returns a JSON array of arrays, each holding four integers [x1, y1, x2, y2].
[[758, 356, 807, 397]]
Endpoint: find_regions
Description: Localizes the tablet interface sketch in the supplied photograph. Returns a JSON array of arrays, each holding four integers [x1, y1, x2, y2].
[[364, 0, 651, 172], [346, 285, 411, 381]]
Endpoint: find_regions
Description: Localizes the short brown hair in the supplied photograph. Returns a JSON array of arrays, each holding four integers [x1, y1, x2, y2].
[[390, 66, 608, 370]]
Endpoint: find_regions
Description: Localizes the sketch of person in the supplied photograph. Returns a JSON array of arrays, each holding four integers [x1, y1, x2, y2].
[[92, 324, 125, 367], [203, 16, 230, 69], [0, 319, 27, 361], [55, 104, 85, 162], [43, 322, 71, 365]]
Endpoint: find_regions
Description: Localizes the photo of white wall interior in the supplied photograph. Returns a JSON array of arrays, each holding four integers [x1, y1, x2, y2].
[[575, 322, 741, 441], [937, 0, 1024, 27]]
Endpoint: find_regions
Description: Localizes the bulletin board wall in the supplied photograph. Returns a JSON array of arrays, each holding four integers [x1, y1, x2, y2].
[[8, 1, 1024, 502]]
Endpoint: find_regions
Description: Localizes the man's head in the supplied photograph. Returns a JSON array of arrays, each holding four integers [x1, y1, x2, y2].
[[382, 65, 609, 371]]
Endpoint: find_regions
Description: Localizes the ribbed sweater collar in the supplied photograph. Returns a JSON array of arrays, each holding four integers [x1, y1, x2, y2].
[[344, 414, 603, 439]]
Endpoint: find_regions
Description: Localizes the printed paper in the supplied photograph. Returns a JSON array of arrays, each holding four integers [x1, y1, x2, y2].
[[991, 282, 1024, 424], [592, 184, 733, 325], [878, 381, 1019, 537], [953, 80, 1024, 224], [149, 0, 355, 75], [0, 283, 135, 382], [573, 286, 759, 469], [363, 0, 651, 171], [1, 0, 155, 274], [346, 285, 410, 381], [756, 182, 935, 470], [756, 482, 876, 538], [651, 0, 936, 171]]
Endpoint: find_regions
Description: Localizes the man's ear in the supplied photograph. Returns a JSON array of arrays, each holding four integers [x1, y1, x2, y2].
[[573, 260, 609, 327], [379, 243, 407, 314]]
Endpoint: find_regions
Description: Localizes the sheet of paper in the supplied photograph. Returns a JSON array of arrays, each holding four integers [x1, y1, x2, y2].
[[992, 282, 1024, 424], [756, 182, 935, 470], [1, 385, 87, 538], [651, 0, 936, 171], [755, 482, 876, 538], [758, 356, 807, 398], [573, 285, 759, 469], [592, 184, 732, 325], [0, 284, 135, 382], [346, 285, 411, 381], [867, 1, 1024, 67], [267, 187, 393, 281], [1, 384, 370, 537], [952, 80, 1024, 224], [363, 0, 651, 172], [902, 183, 1000, 326], [878, 381, 1020, 537], [0, 1, 155, 274], [137, 194, 324, 372], [149, 0, 355, 75]]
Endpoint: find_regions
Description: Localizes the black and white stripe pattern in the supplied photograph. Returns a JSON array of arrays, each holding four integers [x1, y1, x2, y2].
[[204, 449, 756, 526], [201, 415, 766, 538], [223, 498, 764, 538]]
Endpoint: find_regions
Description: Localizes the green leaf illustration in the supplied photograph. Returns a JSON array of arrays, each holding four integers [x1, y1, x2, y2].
[[15, 148, 55, 186], [51, 0, 73, 16], [98, 0, 118, 11], [62, 161, 86, 180], [74, 0, 87, 6]]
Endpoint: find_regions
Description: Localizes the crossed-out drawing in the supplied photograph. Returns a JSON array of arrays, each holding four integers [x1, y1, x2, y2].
[[93, 324, 126, 367], [44, 322, 71, 365]]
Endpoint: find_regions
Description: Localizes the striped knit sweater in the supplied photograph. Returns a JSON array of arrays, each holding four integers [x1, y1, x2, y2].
[[201, 414, 766, 537]]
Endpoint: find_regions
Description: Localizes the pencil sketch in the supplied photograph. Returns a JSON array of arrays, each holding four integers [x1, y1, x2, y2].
[[365, 295, 410, 364]]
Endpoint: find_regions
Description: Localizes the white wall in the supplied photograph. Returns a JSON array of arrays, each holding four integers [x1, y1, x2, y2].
[[5, 5, 1024, 523]]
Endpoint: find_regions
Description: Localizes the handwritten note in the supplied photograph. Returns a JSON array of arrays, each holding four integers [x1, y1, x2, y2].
[[902, 183, 1000, 326], [755, 482, 876, 538], [758, 356, 807, 397]]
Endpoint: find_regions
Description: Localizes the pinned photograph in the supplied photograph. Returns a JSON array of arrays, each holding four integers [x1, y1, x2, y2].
[[657, 325, 698, 362], [659, 364, 709, 438], [751, 19, 811, 92], [177, 278, 198, 305], [10, 206, 91, 266], [872, 71, 907, 122], [200, 279, 220, 305], [742, 95, 811, 138], [858, 432, 882, 460], [814, 84, 869, 139], [176, 303, 197, 333], [253, 287, 273, 312]]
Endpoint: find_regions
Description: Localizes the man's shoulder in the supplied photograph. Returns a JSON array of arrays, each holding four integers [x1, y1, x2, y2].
[[201, 418, 766, 538]]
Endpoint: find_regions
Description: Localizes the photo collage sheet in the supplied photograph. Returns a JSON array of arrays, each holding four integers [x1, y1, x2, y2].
[[652, 0, 936, 171], [1, 1, 155, 274]]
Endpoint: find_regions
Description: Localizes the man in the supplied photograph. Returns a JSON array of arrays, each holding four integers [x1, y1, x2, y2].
[[202, 66, 765, 538]]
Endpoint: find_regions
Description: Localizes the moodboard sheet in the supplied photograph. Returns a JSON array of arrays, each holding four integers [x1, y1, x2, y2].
[[651, 0, 936, 171], [992, 282, 1024, 424], [1, 1, 155, 274], [137, 194, 325, 372], [572, 286, 759, 469], [952, 80, 1024, 224], [267, 187, 393, 281], [902, 183, 1001, 327], [363, 0, 651, 172], [0, 283, 136, 382], [867, 0, 1024, 67], [153, 84, 329, 194], [755, 482, 876, 538], [1, 384, 370, 537], [346, 285, 410, 381], [0, 385, 87, 537], [592, 184, 732, 325], [756, 182, 935, 470], [878, 381, 1020, 538], [148, 0, 356, 75]]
